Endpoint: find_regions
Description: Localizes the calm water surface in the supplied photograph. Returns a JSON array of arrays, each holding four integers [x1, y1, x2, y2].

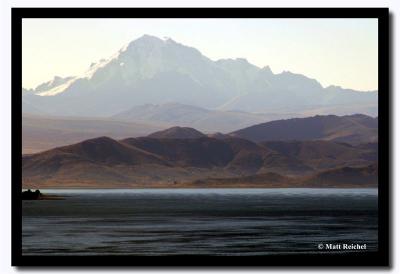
[[22, 188, 378, 256]]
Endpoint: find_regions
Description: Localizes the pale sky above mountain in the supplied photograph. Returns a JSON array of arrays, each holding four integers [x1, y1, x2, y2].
[[22, 18, 378, 91]]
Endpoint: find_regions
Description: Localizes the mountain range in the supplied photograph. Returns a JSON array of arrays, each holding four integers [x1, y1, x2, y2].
[[22, 125, 377, 188], [22, 34, 378, 118]]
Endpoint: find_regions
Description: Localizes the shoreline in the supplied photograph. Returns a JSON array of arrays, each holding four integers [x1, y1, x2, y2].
[[23, 186, 379, 190], [37, 194, 65, 200]]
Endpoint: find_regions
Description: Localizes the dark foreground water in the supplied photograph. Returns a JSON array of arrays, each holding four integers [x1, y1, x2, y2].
[[22, 188, 378, 256]]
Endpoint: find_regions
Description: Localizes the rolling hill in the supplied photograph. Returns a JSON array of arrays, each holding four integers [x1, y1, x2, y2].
[[230, 114, 378, 144], [147, 126, 206, 139]]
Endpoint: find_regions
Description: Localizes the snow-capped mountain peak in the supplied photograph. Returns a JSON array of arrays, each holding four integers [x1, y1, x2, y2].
[[23, 35, 378, 117]]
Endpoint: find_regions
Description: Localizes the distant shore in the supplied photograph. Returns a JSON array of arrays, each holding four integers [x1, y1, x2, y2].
[[22, 185, 378, 190], [22, 189, 64, 200]]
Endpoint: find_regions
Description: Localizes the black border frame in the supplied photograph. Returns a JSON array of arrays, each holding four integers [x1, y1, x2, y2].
[[12, 7, 390, 267]]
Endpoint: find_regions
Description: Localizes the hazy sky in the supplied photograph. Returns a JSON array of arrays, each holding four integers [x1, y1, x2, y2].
[[22, 18, 378, 91]]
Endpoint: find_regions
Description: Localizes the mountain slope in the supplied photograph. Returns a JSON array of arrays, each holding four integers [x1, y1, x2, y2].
[[218, 71, 378, 114], [261, 140, 377, 169], [230, 114, 378, 144], [301, 164, 378, 187], [22, 35, 378, 117], [122, 137, 235, 168], [34, 76, 75, 95], [195, 164, 377, 188], [23, 136, 167, 172]]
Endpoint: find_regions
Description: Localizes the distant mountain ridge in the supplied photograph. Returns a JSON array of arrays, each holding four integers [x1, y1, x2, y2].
[[111, 102, 296, 133], [22, 34, 378, 117], [22, 113, 377, 154], [22, 114, 164, 154], [230, 114, 378, 144]]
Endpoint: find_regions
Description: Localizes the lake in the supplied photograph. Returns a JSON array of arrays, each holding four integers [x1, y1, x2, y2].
[[22, 188, 378, 256]]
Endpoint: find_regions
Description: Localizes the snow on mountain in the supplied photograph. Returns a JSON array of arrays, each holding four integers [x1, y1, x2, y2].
[[22, 34, 378, 117], [34, 76, 76, 95]]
